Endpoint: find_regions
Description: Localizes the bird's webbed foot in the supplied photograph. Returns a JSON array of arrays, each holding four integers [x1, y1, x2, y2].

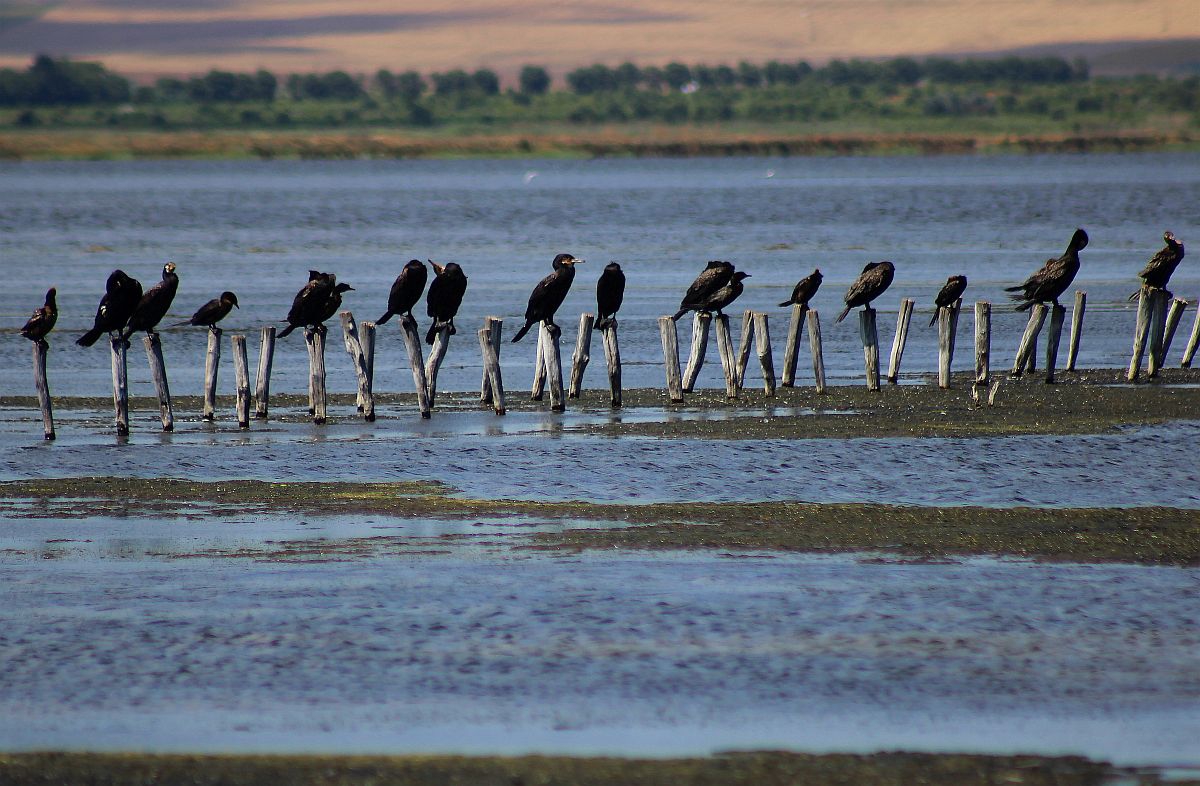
[[546, 321, 561, 340]]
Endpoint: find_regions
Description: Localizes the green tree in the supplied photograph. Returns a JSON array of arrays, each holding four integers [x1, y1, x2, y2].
[[519, 65, 551, 95]]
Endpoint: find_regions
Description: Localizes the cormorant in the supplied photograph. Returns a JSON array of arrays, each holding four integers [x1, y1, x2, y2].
[[21, 287, 57, 343], [174, 291, 239, 330], [1006, 228, 1088, 311], [703, 271, 751, 315], [836, 261, 895, 323], [278, 272, 335, 338], [378, 259, 428, 325], [425, 261, 468, 344], [779, 268, 822, 309], [928, 274, 968, 326], [672, 261, 735, 321], [122, 262, 178, 339], [511, 253, 584, 342], [1130, 231, 1185, 298], [77, 269, 143, 346], [316, 282, 355, 325], [596, 262, 625, 329]]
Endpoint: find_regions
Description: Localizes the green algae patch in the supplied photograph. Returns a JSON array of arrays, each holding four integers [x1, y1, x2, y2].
[[1, 750, 1184, 786]]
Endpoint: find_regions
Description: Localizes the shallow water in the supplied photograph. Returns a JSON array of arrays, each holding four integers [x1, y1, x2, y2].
[[2, 153, 1198, 398]]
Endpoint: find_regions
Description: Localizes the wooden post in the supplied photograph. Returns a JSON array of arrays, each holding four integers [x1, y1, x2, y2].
[[142, 333, 173, 431], [1147, 289, 1170, 378], [781, 305, 807, 387], [360, 319, 375, 405], [937, 298, 961, 389], [1044, 304, 1066, 384], [887, 298, 914, 384], [304, 327, 327, 424], [568, 313, 594, 399], [1066, 291, 1086, 372], [1182, 306, 1200, 368], [859, 307, 880, 392], [202, 327, 221, 421], [480, 316, 503, 405], [339, 312, 375, 421], [682, 312, 712, 393], [713, 313, 738, 400], [974, 301, 991, 389], [601, 321, 622, 407], [753, 312, 776, 396], [110, 336, 129, 436], [232, 334, 250, 428], [531, 326, 547, 401], [1012, 305, 1047, 377], [808, 309, 826, 394], [658, 316, 684, 403], [400, 316, 431, 419], [1160, 298, 1188, 366], [254, 326, 275, 419], [478, 324, 505, 415], [539, 323, 566, 412], [32, 341, 54, 440], [424, 325, 451, 407], [1128, 286, 1155, 381], [735, 309, 754, 389]]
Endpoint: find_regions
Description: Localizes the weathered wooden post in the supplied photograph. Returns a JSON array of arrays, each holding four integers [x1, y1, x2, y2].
[[531, 328, 547, 401], [231, 334, 250, 428], [658, 316, 684, 403], [780, 305, 807, 387], [735, 309, 754, 389], [712, 313, 738, 400], [601, 321, 622, 407], [937, 298, 961, 389], [109, 336, 129, 436], [254, 326, 275, 419], [360, 319, 375, 406], [887, 298, 914, 384], [1066, 291, 1086, 372], [339, 313, 375, 421], [1182, 307, 1200, 368], [1128, 285, 1157, 381], [808, 309, 826, 394], [202, 327, 221, 421], [1012, 305, 1047, 377], [1161, 298, 1188, 366], [974, 301, 991, 392], [400, 316, 431, 419], [478, 321, 505, 415], [142, 333, 173, 431], [859, 307, 880, 392], [568, 313, 594, 399], [1044, 304, 1067, 384], [425, 324, 451, 407], [539, 323, 566, 412], [304, 327, 327, 424], [31, 341, 54, 440], [682, 312, 712, 393], [753, 312, 776, 396], [1147, 290, 1170, 378]]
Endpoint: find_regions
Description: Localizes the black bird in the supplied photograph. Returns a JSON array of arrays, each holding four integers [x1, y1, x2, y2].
[[317, 282, 355, 325], [378, 259, 428, 325], [21, 287, 57, 343], [1130, 230, 1185, 298], [779, 268, 823, 309], [705, 271, 751, 315], [122, 262, 179, 339], [511, 253, 584, 342], [425, 261, 469, 344], [596, 262, 625, 329], [928, 275, 968, 326], [174, 291, 239, 330], [836, 261, 895, 323], [672, 260, 735, 321], [1006, 228, 1089, 311], [278, 272, 335, 338], [77, 269, 143, 347]]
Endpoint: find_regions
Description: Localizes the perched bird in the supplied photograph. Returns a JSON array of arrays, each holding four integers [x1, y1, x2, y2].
[[425, 261, 469, 344], [1131, 231, 1185, 298], [1006, 228, 1089, 311], [378, 259, 428, 325], [122, 262, 179, 339], [316, 282, 355, 325], [596, 262, 625, 329], [511, 253, 584, 342], [21, 287, 57, 343], [779, 268, 823, 309], [278, 272, 335, 338], [706, 271, 751, 315], [672, 261, 735, 321], [836, 261, 896, 323], [77, 270, 143, 347], [928, 275, 968, 326], [174, 291, 239, 330]]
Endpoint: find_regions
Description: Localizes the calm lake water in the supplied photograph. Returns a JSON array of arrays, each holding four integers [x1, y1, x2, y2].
[[1, 153, 1198, 398]]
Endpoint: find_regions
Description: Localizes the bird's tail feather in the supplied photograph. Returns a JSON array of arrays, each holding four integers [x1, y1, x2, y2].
[[277, 323, 297, 338], [425, 321, 439, 345], [929, 311, 939, 327], [778, 300, 792, 308], [377, 312, 393, 325], [1003, 284, 1024, 293], [76, 328, 102, 347], [511, 322, 532, 343], [835, 305, 851, 324], [1014, 301, 1033, 312], [671, 309, 687, 322]]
